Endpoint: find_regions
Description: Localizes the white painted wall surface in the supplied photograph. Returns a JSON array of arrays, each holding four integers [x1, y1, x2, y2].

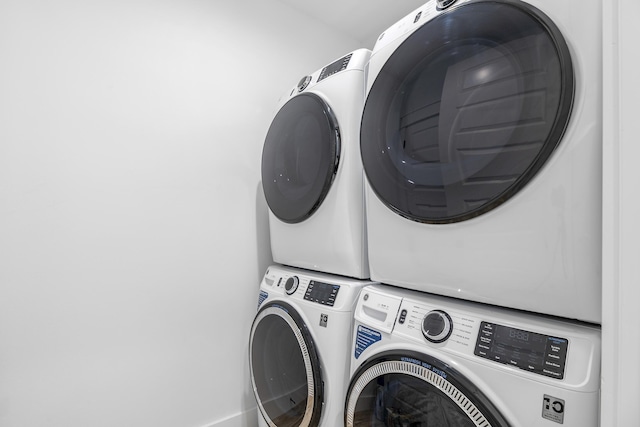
[[602, 0, 640, 425], [0, 1, 359, 426]]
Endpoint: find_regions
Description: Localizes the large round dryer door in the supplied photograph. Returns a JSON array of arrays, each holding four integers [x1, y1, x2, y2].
[[345, 352, 509, 427], [249, 302, 323, 426], [361, 0, 574, 223], [262, 92, 340, 223]]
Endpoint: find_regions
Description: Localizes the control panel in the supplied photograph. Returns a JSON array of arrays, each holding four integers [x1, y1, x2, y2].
[[393, 296, 571, 381], [318, 53, 352, 82], [261, 265, 377, 314], [304, 280, 340, 307], [474, 321, 568, 379]]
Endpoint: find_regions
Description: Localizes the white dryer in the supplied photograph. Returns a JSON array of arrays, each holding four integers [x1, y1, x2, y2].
[[346, 284, 601, 426], [262, 49, 371, 279], [249, 264, 375, 427], [360, 0, 602, 322]]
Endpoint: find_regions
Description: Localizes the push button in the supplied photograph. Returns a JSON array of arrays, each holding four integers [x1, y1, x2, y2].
[[398, 309, 408, 324]]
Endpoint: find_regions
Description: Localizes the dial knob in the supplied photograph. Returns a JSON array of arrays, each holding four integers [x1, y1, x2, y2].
[[422, 310, 453, 343], [297, 75, 312, 92], [284, 276, 299, 295], [437, 0, 457, 10]]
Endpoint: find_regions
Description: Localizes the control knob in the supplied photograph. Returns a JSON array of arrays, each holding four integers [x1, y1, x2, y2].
[[422, 310, 453, 343], [284, 276, 299, 295], [437, 0, 457, 10], [297, 75, 312, 92]]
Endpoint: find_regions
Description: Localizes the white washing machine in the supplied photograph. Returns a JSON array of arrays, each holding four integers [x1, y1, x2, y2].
[[261, 49, 371, 279], [360, 0, 602, 322], [249, 264, 375, 427], [346, 284, 601, 426]]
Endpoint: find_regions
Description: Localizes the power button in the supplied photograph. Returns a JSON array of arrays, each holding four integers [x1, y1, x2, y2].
[[398, 309, 408, 324]]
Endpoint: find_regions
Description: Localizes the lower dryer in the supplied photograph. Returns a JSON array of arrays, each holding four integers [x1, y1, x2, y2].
[[345, 284, 601, 426], [249, 264, 375, 426]]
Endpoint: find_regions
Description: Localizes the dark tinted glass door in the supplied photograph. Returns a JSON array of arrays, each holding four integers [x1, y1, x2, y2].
[[345, 352, 509, 427], [361, 1, 573, 223], [262, 93, 340, 223], [250, 303, 323, 426]]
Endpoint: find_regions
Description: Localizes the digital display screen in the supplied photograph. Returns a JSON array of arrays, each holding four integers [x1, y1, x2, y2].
[[493, 324, 547, 362], [304, 280, 339, 306], [474, 321, 568, 379]]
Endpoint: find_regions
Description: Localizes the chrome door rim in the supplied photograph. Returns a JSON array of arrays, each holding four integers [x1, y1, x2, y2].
[[250, 305, 317, 426], [345, 359, 492, 427]]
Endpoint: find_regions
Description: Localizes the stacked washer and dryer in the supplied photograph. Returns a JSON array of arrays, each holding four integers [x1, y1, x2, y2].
[[348, 0, 603, 426], [250, 49, 377, 427], [250, 0, 603, 426]]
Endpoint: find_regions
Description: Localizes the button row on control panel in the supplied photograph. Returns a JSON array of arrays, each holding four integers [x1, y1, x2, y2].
[[476, 322, 494, 357], [304, 296, 337, 306], [543, 340, 568, 378], [304, 284, 338, 306]]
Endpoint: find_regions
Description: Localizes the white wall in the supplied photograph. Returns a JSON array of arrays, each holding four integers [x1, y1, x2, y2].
[[601, 0, 640, 425], [0, 1, 360, 426]]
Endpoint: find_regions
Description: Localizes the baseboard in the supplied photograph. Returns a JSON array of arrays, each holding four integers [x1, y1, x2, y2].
[[204, 407, 258, 427]]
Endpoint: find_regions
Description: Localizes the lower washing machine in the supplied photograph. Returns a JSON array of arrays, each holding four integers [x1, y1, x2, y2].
[[249, 264, 375, 426], [345, 284, 601, 426]]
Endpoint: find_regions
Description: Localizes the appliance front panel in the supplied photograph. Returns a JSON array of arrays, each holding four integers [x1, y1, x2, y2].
[[362, 0, 602, 322]]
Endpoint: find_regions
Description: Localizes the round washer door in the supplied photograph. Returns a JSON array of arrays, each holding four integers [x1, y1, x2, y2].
[[361, 0, 574, 223], [345, 352, 509, 427], [262, 92, 340, 223], [249, 301, 323, 426]]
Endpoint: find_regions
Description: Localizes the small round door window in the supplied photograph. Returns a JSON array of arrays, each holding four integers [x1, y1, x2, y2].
[[262, 93, 340, 223], [250, 304, 323, 426], [360, 1, 574, 223]]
